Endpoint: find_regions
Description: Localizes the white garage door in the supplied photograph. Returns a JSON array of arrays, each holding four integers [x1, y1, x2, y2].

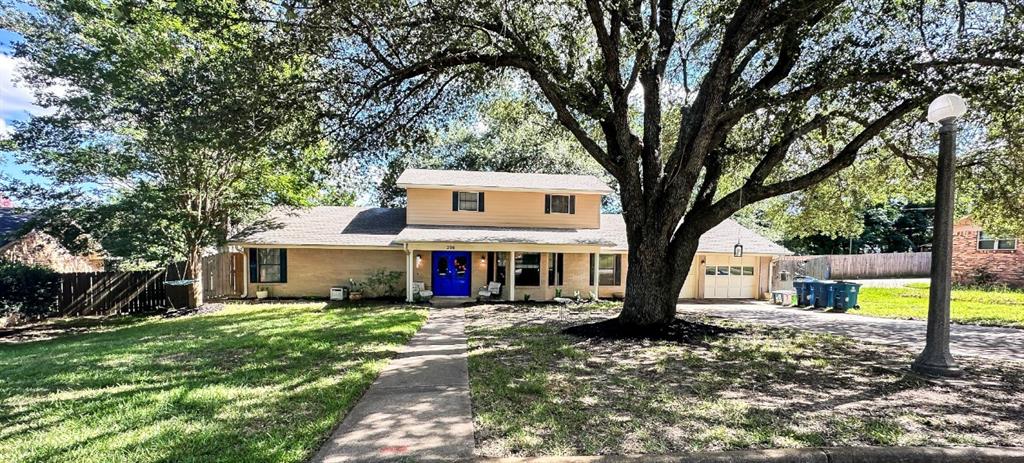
[[703, 258, 758, 299]]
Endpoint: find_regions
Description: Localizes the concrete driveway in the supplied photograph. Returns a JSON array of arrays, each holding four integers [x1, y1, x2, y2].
[[677, 301, 1024, 362]]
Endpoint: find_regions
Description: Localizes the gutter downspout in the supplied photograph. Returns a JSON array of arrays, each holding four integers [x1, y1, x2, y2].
[[241, 248, 249, 298]]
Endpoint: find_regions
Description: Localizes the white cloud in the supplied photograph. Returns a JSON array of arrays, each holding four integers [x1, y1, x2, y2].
[[0, 53, 67, 121], [0, 117, 11, 136]]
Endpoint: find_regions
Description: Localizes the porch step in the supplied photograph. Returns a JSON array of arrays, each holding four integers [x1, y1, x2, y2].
[[431, 297, 477, 307]]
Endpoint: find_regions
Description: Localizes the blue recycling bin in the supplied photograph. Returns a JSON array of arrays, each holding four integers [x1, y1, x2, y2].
[[832, 281, 862, 311], [809, 280, 837, 308], [792, 278, 816, 306]]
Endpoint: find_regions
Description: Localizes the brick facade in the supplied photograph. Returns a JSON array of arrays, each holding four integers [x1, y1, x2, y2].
[[0, 230, 104, 273], [952, 218, 1024, 287]]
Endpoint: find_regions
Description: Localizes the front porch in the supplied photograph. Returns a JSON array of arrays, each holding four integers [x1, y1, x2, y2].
[[403, 244, 626, 303]]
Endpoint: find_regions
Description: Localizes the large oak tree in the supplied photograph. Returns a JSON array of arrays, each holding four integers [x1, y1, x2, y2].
[[270, 0, 1024, 327]]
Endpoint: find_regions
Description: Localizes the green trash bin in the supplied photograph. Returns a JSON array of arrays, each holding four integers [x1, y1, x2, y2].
[[832, 281, 862, 311]]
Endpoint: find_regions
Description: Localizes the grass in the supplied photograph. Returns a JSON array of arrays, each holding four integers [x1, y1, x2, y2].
[[0, 301, 426, 463], [466, 303, 1024, 457], [858, 283, 1024, 328]]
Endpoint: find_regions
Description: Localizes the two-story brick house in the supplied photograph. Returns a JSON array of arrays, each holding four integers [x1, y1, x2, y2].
[[228, 169, 791, 301], [952, 217, 1023, 287]]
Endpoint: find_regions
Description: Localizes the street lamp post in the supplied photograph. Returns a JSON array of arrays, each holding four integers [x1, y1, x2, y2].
[[911, 94, 967, 377]]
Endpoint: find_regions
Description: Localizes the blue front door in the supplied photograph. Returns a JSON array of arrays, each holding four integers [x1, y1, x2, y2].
[[432, 251, 472, 296]]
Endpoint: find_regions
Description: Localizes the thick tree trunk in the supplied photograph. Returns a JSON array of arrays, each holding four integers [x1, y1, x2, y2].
[[616, 231, 699, 328], [184, 245, 205, 308]]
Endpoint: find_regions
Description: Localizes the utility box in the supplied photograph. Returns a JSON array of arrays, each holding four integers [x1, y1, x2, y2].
[[330, 287, 347, 301]]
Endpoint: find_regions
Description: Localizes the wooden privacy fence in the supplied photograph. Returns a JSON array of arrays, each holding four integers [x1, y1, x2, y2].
[[826, 252, 932, 279], [58, 269, 168, 316]]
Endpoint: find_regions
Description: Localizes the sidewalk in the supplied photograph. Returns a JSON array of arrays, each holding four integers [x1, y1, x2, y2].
[[311, 306, 474, 462]]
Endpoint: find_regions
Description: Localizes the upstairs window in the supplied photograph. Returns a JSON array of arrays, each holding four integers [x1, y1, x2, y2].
[[545, 194, 576, 214], [978, 232, 1017, 250], [452, 191, 484, 212]]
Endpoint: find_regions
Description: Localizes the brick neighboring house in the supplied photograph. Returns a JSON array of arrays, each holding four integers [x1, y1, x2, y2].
[[952, 217, 1023, 287], [0, 208, 105, 273]]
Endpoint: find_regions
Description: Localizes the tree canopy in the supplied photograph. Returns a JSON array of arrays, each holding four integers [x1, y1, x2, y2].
[[1, 0, 330, 302], [265, 0, 1024, 326]]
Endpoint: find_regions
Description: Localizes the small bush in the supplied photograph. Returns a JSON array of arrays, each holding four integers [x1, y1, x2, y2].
[[0, 261, 60, 318], [364, 268, 404, 299]]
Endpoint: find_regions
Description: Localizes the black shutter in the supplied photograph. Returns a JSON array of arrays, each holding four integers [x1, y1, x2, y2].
[[249, 248, 258, 283], [487, 252, 494, 282], [556, 253, 564, 285], [545, 194, 551, 214], [589, 253, 595, 285], [613, 255, 622, 286], [279, 249, 287, 283], [569, 195, 576, 214], [478, 192, 485, 212], [452, 191, 459, 211]]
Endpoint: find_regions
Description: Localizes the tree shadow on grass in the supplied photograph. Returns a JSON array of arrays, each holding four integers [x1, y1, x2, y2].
[[467, 305, 1024, 456], [0, 302, 427, 463]]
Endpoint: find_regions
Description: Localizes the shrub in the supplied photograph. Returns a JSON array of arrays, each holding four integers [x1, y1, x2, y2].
[[364, 268, 404, 299], [0, 261, 61, 318]]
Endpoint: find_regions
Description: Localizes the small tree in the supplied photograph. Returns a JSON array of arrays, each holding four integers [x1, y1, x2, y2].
[[3, 1, 329, 306]]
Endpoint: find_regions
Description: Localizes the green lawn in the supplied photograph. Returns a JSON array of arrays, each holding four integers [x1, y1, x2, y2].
[[0, 302, 426, 463], [467, 303, 1024, 456], [858, 284, 1024, 328]]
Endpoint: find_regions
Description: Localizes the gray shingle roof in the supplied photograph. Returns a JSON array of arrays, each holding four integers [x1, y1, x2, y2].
[[229, 207, 406, 247], [229, 206, 790, 255], [599, 214, 792, 255], [396, 168, 614, 194], [0, 208, 33, 247]]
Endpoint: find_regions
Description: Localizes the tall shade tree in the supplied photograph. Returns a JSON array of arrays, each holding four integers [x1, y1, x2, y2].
[[2, 0, 328, 306], [272, 0, 1024, 327]]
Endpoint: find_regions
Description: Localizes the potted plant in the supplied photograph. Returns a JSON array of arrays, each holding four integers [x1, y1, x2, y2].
[[255, 286, 270, 300], [348, 278, 364, 301]]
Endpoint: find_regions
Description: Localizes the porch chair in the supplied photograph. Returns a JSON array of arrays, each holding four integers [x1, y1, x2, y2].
[[478, 281, 502, 301], [412, 282, 434, 302]]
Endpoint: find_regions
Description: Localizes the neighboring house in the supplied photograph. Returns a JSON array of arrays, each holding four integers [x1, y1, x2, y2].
[[953, 217, 1023, 287], [228, 169, 791, 301], [0, 208, 105, 273]]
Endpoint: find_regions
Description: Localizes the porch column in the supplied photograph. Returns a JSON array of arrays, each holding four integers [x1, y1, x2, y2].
[[592, 252, 600, 300], [509, 251, 516, 302], [405, 250, 414, 302]]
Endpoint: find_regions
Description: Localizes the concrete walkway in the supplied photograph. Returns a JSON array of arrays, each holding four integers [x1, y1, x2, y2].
[[677, 302, 1024, 362], [312, 306, 474, 462]]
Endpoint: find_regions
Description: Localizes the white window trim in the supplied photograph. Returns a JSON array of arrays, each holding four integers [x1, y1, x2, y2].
[[456, 191, 481, 212], [978, 231, 1017, 251], [549, 194, 571, 214]]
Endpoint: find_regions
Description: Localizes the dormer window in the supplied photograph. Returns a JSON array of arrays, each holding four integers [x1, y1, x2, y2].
[[452, 191, 484, 212], [545, 194, 576, 214]]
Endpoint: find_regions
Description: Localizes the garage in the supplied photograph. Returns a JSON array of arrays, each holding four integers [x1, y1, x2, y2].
[[699, 254, 763, 299]]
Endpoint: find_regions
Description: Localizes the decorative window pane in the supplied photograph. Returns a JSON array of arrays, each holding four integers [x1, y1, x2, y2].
[[257, 249, 283, 283], [743, 267, 755, 276], [730, 266, 742, 276], [550, 195, 570, 213], [598, 255, 617, 286], [716, 266, 729, 276], [453, 256, 467, 275], [436, 257, 449, 275], [705, 266, 716, 275], [515, 253, 541, 286], [458, 192, 479, 211]]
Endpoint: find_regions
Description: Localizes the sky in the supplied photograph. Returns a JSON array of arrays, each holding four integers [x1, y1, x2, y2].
[[1, 11, 43, 197]]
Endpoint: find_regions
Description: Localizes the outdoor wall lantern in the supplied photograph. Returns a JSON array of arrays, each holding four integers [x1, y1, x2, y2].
[[415, 254, 422, 266], [733, 243, 744, 257]]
